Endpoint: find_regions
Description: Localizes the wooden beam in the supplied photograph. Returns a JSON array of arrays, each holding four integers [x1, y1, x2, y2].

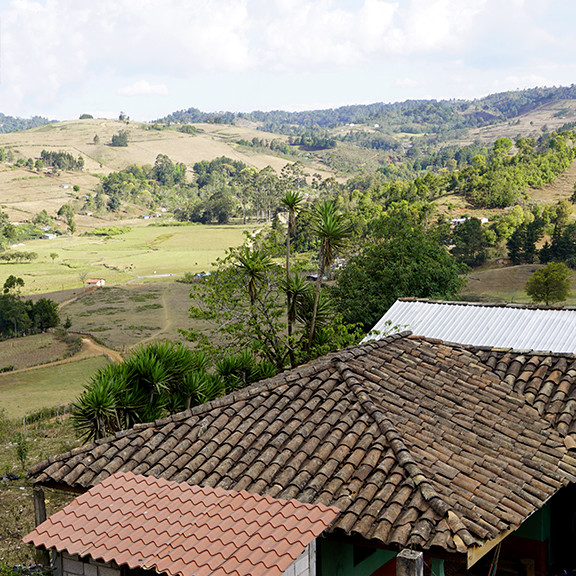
[[32, 486, 50, 566], [467, 529, 513, 569]]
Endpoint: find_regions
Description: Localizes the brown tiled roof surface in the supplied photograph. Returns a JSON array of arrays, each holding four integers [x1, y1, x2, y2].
[[29, 334, 576, 555], [24, 470, 338, 576], [473, 347, 576, 446]]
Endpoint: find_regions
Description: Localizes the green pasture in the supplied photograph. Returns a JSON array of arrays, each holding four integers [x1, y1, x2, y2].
[[1, 223, 255, 293], [0, 356, 110, 419]]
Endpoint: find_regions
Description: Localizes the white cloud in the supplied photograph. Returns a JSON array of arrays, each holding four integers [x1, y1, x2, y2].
[[118, 81, 169, 97], [0, 0, 575, 119]]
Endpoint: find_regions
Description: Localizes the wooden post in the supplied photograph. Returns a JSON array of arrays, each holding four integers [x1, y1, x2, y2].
[[33, 485, 51, 566], [397, 549, 423, 576]]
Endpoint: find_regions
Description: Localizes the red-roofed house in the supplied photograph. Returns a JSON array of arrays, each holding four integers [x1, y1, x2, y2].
[[24, 470, 339, 576]]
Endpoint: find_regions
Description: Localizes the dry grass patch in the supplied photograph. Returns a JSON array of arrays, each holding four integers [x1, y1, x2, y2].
[[0, 333, 71, 371], [462, 263, 576, 304]]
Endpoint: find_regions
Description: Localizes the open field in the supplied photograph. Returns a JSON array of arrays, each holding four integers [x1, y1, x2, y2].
[[461, 263, 576, 304], [60, 281, 194, 351], [0, 356, 110, 419], [1, 222, 253, 293]]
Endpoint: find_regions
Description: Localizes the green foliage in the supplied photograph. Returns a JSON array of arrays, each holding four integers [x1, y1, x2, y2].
[[0, 252, 38, 263], [72, 340, 270, 442], [111, 129, 129, 147], [12, 432, 29, 471], [84, 226, 131, 237], [79, 113, 93, 119], [177, 124, 197, 135], [525, 262, 571, 305], [185, 233, 361, 370], [40, 150, 84, 170], [0, 287, 59, 338], [0, 112, 50, 134], [333, 203, 466, 330], [451, 218, 489, 267]]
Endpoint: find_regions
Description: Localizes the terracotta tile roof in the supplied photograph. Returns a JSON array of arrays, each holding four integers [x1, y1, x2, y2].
[[29, 334, 576, 556], [24, 470, 339, 576]]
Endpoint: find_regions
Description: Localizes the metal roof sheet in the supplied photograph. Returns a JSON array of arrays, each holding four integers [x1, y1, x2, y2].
[[363, 300, 576, 353]]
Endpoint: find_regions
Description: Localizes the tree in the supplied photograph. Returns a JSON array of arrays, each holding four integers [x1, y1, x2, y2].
[[333, 205, 466, 331], [3, 275, 24, 295], [111, 129, 129, 147], [525, 262, 571, 305], [280, 189, 304, 357], [32, 298, 60, 331], [451, 218, 488, 267], [185, 235, 361, 370], [79, 114, 93, 119]]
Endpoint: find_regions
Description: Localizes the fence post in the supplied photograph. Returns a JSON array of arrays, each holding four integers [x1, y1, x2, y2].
[[396, 549, 423, 576]]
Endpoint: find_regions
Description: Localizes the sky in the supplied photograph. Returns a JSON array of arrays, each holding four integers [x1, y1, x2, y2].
[[1, 0, 575, 122]]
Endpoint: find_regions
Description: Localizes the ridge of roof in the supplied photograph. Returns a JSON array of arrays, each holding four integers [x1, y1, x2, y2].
[[333, 360, 476, 550], [397, 298, 576, 311]]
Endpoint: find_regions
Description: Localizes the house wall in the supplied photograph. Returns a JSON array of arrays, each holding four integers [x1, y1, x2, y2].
[[282, 541, 316, 576], [54, 552, 122, 576], [317, 539, 396, 576]]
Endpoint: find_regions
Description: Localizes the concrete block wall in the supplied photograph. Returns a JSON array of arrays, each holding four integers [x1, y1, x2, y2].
[[282, 540, 317, 576], [55, 552, 122, 576]]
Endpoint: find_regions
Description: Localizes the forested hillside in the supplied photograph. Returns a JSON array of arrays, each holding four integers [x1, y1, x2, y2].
[[0, 112, 51, 133]]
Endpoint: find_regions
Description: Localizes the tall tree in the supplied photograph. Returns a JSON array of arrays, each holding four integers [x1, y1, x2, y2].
[[333, 204, 466, 331]]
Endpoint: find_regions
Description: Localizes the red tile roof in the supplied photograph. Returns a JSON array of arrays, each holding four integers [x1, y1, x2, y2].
[[28, 335, 576, 556], [24, 470, 339, 576]]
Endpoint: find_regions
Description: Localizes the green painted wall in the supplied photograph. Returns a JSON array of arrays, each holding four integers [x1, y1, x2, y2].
[[514, 502, 551, 542], [318, 539, 396, 576]]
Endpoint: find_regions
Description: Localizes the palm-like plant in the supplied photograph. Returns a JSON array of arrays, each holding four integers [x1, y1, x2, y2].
[[280, 190, 304, 356], [235, 246, 274, 306], [307, 200, 350, 351]]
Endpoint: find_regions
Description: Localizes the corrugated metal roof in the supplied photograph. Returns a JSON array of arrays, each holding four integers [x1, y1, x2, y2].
[[24, 470, 339, 576], [363, 299, 576, 353]]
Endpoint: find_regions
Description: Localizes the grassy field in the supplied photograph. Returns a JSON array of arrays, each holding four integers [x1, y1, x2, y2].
[[2, 222, 253, 293], [60, 281, 193, 351], [461, 263, 576, 305], [0, 356, 110, 420]]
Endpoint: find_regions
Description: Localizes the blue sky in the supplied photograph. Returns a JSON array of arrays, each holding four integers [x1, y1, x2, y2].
[[1, 0, 575, 121]]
